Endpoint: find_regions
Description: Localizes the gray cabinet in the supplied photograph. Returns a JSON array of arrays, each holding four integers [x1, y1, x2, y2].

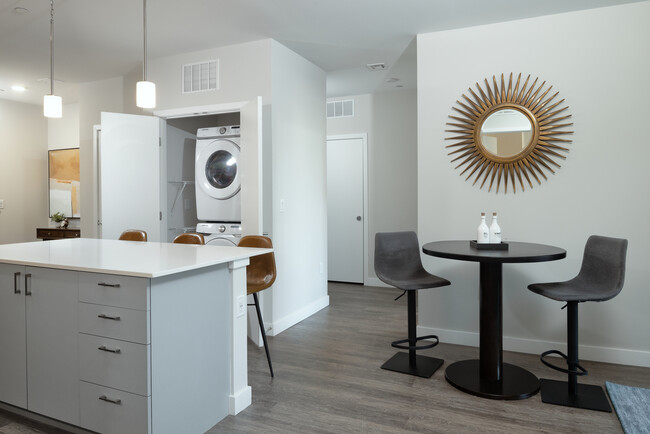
[[0, 265, 79, 424]]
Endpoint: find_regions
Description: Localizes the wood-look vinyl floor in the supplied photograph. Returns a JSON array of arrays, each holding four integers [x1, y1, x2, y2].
[[1, 282, 648, 433]]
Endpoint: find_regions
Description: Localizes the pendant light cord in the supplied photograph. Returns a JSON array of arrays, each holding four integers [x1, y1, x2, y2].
[[50, 0, 54, 96], [143, 0, 147, 81]]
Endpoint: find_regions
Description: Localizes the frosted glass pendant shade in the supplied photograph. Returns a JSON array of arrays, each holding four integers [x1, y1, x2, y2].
[[136, 81, 156, 108], [43, 94, 62, 118]]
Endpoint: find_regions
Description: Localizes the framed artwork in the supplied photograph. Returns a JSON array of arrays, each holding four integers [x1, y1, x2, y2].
[[48, 148, 81, 218]]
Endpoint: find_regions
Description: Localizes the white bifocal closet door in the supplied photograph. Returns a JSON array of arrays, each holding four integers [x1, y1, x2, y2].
[[100, 112, 163, 241]]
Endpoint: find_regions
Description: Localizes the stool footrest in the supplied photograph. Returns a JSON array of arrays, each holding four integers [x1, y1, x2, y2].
[[540, 350, 588, 376], [391, 334, 439, 351]]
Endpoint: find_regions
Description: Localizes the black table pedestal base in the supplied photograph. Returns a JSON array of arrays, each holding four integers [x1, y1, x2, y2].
[[539, 379, 612, 412], [445, 359, 540, 400], [381, 352, 443, 378]]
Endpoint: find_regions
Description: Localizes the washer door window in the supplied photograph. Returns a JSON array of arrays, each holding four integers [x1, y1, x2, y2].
[[197, 139, 240, 200], [206, 237, 238, 247]]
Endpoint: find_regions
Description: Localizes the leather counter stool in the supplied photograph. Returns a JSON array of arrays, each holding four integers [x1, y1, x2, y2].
[[173, 233, 205, 245], [375, 231, 451, 378], [238, 235, 277, 377], [528, 235, 628, 412], [118, 229, 148, 242]]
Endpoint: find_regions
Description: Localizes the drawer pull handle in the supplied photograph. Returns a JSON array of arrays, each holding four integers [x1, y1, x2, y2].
[[99, 395, 122, 405], [98, 345, 121, 354], [25, 273, 32, 296], [14, 272, 21, 294], [98, 314, 121, 321], [97, 282, 121, 288]]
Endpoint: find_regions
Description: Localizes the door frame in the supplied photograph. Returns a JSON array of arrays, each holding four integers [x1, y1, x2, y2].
[[326, 133, 369, 284]]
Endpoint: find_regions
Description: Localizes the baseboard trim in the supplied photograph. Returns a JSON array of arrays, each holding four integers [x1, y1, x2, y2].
[[229, 385, 252, 415], [418, 325, 650, 368], [270, 295, 330, 336], [364, 277, 392, 288]]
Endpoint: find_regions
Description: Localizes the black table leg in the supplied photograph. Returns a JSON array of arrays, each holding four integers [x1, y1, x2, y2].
[[445, 262, 540, 399]]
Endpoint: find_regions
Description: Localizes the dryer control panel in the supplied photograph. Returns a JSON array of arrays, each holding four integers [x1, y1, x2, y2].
[[197, 125, 240, 139]]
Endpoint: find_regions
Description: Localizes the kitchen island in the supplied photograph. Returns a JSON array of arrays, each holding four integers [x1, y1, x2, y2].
[[0, 238, 270, 434]]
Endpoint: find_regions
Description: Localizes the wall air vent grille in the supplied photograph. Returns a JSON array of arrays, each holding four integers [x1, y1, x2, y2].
[[326, 99, 354, 119], [182, 60, 219, 93]]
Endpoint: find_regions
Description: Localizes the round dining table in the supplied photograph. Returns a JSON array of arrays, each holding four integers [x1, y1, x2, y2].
[[422, 240, 566, 400]]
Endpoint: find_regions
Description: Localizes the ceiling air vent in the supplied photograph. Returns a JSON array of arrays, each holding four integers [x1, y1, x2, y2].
[[182, 60, 219, 93], [327, 99, 354, 119], [366, 62, 386, 71]]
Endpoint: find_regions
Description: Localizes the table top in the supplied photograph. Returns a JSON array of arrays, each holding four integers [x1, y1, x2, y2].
[[0, 238, 271, 278], [422, 240, 566, 264]]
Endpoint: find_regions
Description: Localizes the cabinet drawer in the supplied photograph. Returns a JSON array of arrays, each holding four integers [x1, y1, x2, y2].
[[80, 381, 150, 434], [78, 302, 150, 344], [79, 334, 150, 396], [36, 229, 62, 239], [79, 272, 149, 310], [63, 230, 81, 238]]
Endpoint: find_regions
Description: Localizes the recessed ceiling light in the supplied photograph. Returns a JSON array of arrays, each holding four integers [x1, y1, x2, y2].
[[366, 63, 386, 71], [396, 85, 404, 88], [386, 78, 399, 83], [11, 85, 26, 92], [13, 7, 30, 14]]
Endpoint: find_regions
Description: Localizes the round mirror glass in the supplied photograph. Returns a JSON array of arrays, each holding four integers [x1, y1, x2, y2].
[[480, 109, 533, 158]]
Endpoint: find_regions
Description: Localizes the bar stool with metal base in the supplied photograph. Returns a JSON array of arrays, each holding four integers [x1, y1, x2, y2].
[[172, 233, 205, 244], [118, 229, 147, 242], [375, 231, 451, 378], [528, 235, 627, 412], [238, 235, 276, 377]]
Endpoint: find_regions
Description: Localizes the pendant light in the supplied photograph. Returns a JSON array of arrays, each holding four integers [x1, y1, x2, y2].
[[43, 0, 62, 118], [136, 0, 156, 108]]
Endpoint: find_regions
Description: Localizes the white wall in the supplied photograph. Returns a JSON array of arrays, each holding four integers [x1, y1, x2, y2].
[[327, 89, 418, 284], [417, 1, 650, 366], [149, 40, 272, 110], [48, 103, 80, 150], [269, 41, 328, 335], [78, 76, 127, 238], [0, 99, 49, 243]]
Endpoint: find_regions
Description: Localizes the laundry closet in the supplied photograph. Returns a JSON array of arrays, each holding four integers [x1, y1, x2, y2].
[[99, 99, 263, 244], [165, 112, 240, 242]]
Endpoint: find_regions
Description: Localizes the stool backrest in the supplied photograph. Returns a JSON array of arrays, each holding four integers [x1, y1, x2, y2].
[[576, 235, 628, 301], [238, 235, 276, 295], [119, 229, 147, 242], [173, 233, 205, 245], [374, 231, 426, 285]]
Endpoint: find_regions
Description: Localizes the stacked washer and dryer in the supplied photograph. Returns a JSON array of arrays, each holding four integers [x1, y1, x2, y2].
[[195, 125, 243, 246]]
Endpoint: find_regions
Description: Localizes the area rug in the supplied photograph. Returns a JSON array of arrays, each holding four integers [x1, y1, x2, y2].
[[606, 381, 650, 433]]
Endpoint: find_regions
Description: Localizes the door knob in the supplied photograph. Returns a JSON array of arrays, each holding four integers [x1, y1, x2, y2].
[[356, 216, 362, 221]]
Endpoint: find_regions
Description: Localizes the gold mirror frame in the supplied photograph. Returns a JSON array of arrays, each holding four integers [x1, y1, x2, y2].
[[445, 73, 573, 193]]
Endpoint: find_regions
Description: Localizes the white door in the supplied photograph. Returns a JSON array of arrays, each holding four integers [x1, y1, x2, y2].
[[327, 136, 365, 283], [100, 112, 163, 241]]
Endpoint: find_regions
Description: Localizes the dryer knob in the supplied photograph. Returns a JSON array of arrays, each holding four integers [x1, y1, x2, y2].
[[219, 127, 227, 135], [219, 225, 226, 233]]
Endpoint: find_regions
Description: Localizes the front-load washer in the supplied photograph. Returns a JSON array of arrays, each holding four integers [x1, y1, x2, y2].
[[197, 222, 242, 246], [195, 125, 241, 222]]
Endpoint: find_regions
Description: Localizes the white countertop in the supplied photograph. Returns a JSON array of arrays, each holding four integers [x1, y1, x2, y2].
[[0, 238, 271, 278]]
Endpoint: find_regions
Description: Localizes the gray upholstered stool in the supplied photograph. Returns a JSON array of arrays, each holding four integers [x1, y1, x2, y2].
[[375, 231, 451, 378], [528, 235, 628, 412]]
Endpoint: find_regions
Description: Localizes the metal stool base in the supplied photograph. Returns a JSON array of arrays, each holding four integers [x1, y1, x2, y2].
[[540, 379, 612, 412], [381, 352, 443, 378]]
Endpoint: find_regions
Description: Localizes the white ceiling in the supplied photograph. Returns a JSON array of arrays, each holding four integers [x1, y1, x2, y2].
[[0, 0, 643, 105]]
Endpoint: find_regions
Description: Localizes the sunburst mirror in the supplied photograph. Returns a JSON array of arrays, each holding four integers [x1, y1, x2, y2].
[[445, 73, 573, 193]]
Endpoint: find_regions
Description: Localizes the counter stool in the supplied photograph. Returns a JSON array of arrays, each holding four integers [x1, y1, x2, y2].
[[118, 229, 147, 242], [528, 235, 627, 412], [375, 231, 451, 378], [238, 235, 276, 377], [173, 233, 205, 244]]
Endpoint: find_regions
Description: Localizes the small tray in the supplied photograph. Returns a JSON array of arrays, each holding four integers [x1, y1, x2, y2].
[[469, 240, 509, 250]]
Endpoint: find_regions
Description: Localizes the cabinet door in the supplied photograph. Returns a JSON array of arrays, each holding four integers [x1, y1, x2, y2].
[[0, 264, 27, 407], [25, 267, 79, 425]]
